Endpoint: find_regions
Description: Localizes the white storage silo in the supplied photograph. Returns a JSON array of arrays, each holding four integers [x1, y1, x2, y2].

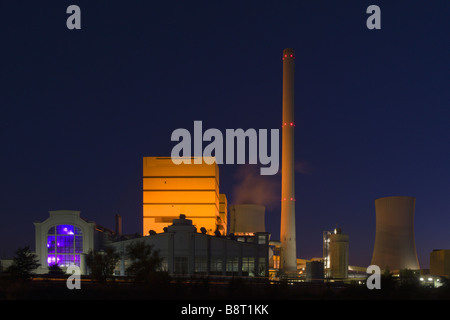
[[329, 228, 349, 279], [323, 228, 349, 279]]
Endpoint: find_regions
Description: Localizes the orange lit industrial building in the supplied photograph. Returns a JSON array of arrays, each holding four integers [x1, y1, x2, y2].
[[219, 194, 228, 235], [143, 157, 227, 236]]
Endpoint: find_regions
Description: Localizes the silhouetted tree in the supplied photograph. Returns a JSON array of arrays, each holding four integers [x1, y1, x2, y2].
[[380, 267, 396, 295], [399, 268, 420, 287], [6, 246, 40, 280], [85, 247, 120, 283], [47, 264, 65, 276], [125, 240, 166, 284]]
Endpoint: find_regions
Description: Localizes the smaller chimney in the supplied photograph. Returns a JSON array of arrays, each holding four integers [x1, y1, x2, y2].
[[115, 214, 122, 238]]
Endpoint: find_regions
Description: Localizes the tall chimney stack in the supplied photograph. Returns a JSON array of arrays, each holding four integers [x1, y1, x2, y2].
[[280, 48, 297, 273], [115, 214, 122, 239]]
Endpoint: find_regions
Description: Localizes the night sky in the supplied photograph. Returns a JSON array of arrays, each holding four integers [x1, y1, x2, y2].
[[1, 1, 449, 269]]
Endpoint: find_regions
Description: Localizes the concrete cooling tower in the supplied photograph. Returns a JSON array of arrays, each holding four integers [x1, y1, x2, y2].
[[229, 204, 265, 235], [371, 196, 420, 271]]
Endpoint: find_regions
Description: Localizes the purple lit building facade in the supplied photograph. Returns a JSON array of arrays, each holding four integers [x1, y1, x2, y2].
[[34, 210, 116, 274]]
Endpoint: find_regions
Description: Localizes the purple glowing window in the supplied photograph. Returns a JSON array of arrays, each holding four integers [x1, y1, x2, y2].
[[47, 236, 56, 253], [47, 255, 57, 266], [48, 225, 82, 235], [47, 224, 83, 267], [57, 236, 74, 253], [75, 236, 82, 253], [47, 255, 77, 267], [55, 225, 82, 235]]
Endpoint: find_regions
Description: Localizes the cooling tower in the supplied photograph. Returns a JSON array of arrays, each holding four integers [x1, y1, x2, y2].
[[280, 48, 297, 272], [371, 196, 420, 271], [229, 204, 265, 235]]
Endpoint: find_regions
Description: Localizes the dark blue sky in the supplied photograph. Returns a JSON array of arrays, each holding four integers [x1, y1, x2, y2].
[[1, 1, 449, 268]]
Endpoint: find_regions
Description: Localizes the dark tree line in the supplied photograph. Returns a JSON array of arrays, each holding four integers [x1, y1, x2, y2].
[[2, 242, 167, 285], [85, 247, 120, 283], [85, 240, 168, 284]]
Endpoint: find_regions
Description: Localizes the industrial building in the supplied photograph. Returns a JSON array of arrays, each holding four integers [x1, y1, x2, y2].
[[371, 196, 420, 271], [219, 194, 228, 235], [110, 215, 270, 277], [32, 210, 269, 277], [430, 249, 450, 279], [143, 156, 227, 236], [305, 260, 324, 282], [229, 204, 265, 235]]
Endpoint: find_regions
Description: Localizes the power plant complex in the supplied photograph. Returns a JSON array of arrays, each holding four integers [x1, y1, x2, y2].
[[2, 48, 449, 288]]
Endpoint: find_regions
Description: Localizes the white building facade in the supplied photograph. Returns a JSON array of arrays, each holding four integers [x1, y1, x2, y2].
[[110, 215, 270, 278], [34, 210, 114, 275]]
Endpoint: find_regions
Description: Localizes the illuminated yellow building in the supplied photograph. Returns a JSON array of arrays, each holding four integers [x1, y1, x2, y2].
[[219, 194, 227, 235], [143, 157, 226, 235]]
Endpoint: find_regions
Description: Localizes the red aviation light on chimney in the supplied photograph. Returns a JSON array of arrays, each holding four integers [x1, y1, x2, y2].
[[283, 53, 296, 60]]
